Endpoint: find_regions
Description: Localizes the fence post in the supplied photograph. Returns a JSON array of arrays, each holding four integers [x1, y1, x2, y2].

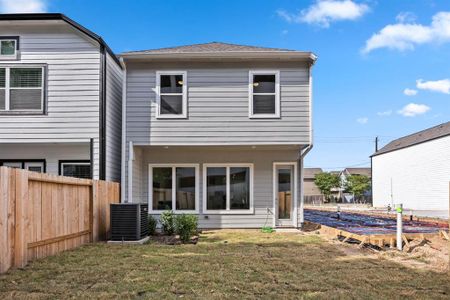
[[14, 169, 29, 268]]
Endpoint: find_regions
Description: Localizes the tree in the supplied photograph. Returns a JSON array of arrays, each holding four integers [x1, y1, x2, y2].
[[344, 175, 371, 199], [314, 172, 340, 200]]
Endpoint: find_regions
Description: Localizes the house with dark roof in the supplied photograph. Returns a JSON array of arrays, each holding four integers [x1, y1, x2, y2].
[[371, 121, 450, 218], [0, 13, 123, 182], [120, 41, 316, 228], [303, 168, 323, 196]]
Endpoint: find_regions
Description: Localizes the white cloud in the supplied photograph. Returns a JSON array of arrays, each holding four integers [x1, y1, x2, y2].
[[277, 0, 369, 28], [362, 11, 450, 53], [281, 29, 289, 35], [396, 12, 417, 23], [356, 117, 368, 124], [416, 79, 450, 94], [403, 88, 418, 96], [0, 0, 47, 13], [398, 103, 430, 117], [377, 110, 392, 117]]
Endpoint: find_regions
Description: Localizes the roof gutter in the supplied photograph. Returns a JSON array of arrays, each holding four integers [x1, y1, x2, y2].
[[120, 51, 317, 63]]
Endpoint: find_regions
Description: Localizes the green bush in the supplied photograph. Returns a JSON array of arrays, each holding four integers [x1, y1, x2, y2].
[[175, 214, 198, 242], [148, 215, 157, 236], [160, 210, 175, 235]]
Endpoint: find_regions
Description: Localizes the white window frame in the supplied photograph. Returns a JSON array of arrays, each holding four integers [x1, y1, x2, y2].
[[203, 163, 254, 215], [61, 162, 91, 178], [248, 70, 280, 118], [148, 163, 199, 214], [0, 65, 45, 112], [24, 161, 44, 173], [0, 39, 18, 60], [155, 71, 187, 119]]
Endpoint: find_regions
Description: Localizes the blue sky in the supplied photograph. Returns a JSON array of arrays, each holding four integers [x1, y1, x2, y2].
[[2, 0, 450, 170]]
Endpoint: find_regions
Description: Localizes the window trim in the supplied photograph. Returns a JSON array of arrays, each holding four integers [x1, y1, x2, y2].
[[0, 159, 46, 172], [0, 36, 19, 60], [203, 163, 254, 215], [155, 70, 188, 119], [248, 70, 280, 119], [148, 163, 199, 214], [58, 160, 92, 179], [0, 65, 45, 114]]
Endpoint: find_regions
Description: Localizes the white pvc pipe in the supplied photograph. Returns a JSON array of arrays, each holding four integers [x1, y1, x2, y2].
[[396, 203, 403, 251]]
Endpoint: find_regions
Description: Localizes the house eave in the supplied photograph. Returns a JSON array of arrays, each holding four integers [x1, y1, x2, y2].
[[119, 51, 317, 63]]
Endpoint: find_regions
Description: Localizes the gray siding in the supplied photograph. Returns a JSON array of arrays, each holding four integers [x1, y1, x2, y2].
[[129, 146, 301, 228], [0, 23, 102, 178], [126, 61, 311, 146], [105, 53, 123, 182]]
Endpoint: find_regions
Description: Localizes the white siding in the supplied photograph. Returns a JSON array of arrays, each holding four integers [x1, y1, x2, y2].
[[0, 23, 102, 179], [125, 61, 311, 145], [128, 146, 301, 228], [0, 143, 89, 175], [105, 53, 123, 182], [372, 136, 450, 213]]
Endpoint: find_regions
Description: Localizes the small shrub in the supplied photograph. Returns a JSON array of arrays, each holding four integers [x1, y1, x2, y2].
[[148, 215, 157, 235], [175, 214, 198, 242], [160, 210, 175, 235]]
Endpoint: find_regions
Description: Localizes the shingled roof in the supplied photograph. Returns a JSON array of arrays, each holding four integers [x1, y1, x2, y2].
[[373, 121, 450, 156], [122, 42, 295, 54], [304, 168, 323, 179]]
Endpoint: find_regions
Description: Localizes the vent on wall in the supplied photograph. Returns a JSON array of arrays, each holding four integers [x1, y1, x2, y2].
[[110, 203, 149, 241]]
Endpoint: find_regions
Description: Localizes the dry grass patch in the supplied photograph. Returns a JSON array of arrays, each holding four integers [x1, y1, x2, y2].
[[0, 230, 448, 299]]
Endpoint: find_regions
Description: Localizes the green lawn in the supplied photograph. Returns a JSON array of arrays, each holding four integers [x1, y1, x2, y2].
[[0, 230, 448, 299]]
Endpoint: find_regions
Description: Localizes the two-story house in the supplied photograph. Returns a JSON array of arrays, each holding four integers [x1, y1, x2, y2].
[[0, 14, 123, 181], [120, 42, 316, 228]]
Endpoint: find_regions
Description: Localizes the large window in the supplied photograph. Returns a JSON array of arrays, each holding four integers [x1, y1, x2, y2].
[[0, 37, 18, 59], [0, 66, 44, 113], [149, 164, 199, 213], [59, 161, 91, 179], [249, 70, 280, 118], [203, 164, 253, 214], [156, 71, 187, 118]]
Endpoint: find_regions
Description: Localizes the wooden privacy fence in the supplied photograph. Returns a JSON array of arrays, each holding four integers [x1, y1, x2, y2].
[[0, 167, 120, 274]]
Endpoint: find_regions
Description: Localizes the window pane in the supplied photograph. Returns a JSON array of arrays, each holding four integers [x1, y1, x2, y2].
[[0, 89, 4, 110], [253, 95, 275, 114], [10, 68, 42, 88], [63, 164, 91, 179], [1, 40, 15, 55], [160, 75, 183, 93], [176, 167, 196, 210], [0, 68, 5, 87], [2, 162, 22, 168], [230, 167, 250, 210], [160, 95, 182, 115], [153, 167, 172, 210], [253, 74, 275, 93], [28, 166, 43, 173], [206, 167, 226, 210], [10, 89, 42, 110]]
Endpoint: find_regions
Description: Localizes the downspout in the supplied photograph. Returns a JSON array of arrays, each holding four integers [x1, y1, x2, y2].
[[120, 57, 127, 203], [298, 59, 315, 228], [298, 144, 313, 227]]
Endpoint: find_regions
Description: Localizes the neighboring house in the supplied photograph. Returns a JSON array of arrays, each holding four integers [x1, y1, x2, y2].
[[120, 42, 316, 228], [338, 167, 371, 202], [303, 168, 323, 196], [372, 121, 450, 218], [0, 14, 123, 181]]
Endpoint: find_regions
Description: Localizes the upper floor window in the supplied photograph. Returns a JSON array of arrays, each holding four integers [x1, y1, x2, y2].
[[0, 37, 19, 60], [249, 70, 280, 118], [0, 66, 44, 113], [156, 71, 187, 118]]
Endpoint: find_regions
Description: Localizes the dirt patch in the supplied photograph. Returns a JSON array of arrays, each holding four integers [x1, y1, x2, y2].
[[149, 234, 199, 245]]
